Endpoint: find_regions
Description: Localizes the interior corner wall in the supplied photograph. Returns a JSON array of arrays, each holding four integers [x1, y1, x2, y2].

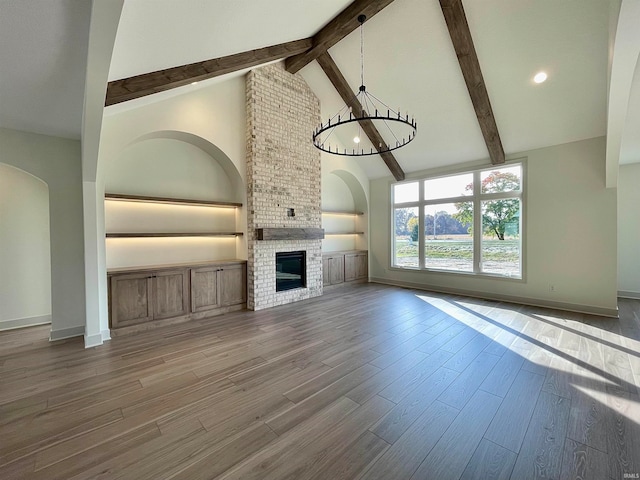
[[369, 136, 618, 315], [618, 162, 640, 297], [0, 128, 86, 338], [0, 163, 51, 329]]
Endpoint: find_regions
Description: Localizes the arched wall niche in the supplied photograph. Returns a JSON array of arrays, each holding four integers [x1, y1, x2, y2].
[[103, 130, 247, 269], [107, 130, 244, 202], [322, 169, 368, 252], [0, 163, 52, 330]]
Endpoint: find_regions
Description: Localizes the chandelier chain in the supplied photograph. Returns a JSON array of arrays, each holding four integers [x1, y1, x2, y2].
[[360, 18, 364, 88]]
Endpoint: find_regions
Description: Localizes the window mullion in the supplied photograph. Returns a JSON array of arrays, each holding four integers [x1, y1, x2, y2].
[[479, 191, 522, 202], [473, 170, 481, 273], [418, 181, 425, 268]]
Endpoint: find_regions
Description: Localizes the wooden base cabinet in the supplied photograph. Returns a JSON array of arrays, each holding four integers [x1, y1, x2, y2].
[[109, 261, 246, 333], [153, 270, 190, 320], [109, 272, 154, 328], [323, 255, 345, 286], [219, 263, 248, 306], [110, 269, 189, 329], [191, 263, 247, 313], [322, 251, 368, 287], [344, 251, 368, 282]]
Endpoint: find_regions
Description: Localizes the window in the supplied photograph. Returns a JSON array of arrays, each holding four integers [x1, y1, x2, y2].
[[392, 163, 523, 278]]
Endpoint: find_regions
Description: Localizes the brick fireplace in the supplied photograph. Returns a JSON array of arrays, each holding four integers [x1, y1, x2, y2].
[[245, 63, 322, 310]]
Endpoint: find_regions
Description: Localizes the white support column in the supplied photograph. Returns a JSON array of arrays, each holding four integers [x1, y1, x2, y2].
[[81, 0, 125, 347]]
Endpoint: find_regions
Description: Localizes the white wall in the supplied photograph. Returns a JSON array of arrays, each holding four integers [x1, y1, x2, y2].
[[105, 137, 238, 201], [100, 74, 247, 183], [370, 136, 618, 315], [0, 128, 86, 338], [618, 162, 640, 297], [0, 164, 51, 329]]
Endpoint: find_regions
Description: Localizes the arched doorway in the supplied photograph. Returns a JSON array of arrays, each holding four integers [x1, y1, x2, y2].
[[0, 163, 52, 331]]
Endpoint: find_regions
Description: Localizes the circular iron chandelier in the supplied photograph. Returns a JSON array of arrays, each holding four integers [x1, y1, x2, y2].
[[312, 14, 417, 157]]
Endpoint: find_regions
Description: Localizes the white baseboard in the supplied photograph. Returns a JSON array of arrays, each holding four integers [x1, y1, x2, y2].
[[84, 332, 103, 348], [84, 329, 111, 348], [0, 314, 51, 331], [49, 325, 85, 341], [618, 290, 640, 299], [370, 277, 619, 318]]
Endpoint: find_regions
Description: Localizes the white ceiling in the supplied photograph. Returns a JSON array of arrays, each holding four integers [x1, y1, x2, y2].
[[0, 0, 91, 139], [1, 0, 637, 176], [302, 0, 610, 178], [108, 0, 354, 81]]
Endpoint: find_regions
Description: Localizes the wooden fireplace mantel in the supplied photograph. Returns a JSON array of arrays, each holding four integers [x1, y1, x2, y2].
[[255, 228, 325, 241]]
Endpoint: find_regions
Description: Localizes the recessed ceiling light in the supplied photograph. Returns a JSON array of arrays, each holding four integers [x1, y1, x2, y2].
[[353, 136, 361, 144], [533, 72, 547, 84], [191, 81, 199, 85]]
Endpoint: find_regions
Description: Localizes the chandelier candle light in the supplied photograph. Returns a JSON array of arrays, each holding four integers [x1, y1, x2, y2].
[[312, 14, 417, 157]]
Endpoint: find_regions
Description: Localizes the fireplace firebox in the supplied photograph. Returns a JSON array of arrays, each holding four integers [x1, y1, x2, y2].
[[276, 251, 306, 291]]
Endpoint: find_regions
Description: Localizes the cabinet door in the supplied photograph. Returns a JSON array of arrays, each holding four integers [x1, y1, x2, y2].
[[355, 253, 368, 279], [191, 266, 220, 313], [344, 254, 357, 282], [110, 273, 153, 328], [322, 256, 331, 286], [329, 255, 345, 285], [153, 269, 189, 320], [219, 263, 247, 306]]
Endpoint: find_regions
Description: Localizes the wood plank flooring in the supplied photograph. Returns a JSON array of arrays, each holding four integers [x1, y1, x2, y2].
[[1, 283, 639, 480]]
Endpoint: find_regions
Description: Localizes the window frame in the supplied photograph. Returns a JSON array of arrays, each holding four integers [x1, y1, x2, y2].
[[391, 161, 525, 280]]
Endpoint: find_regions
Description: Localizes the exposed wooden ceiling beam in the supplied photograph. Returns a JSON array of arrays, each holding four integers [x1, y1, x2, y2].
[[106, 38, 313, 106], [285, 0, 395, 74], [316, 52, 405, 181], [439, 0, 505, 165]]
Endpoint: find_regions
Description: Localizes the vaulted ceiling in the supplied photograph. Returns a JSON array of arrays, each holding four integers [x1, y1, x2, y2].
[[0, 0, 91, 139], [1, 0, 638, 180]]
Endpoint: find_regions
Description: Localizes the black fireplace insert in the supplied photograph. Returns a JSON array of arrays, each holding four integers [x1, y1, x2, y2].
[[276, 251, 306, 291]]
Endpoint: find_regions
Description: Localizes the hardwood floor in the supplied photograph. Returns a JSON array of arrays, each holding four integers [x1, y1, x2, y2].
[[1, 283, 639, 480]]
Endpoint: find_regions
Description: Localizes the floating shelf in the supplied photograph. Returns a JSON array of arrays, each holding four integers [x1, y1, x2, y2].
[[322, 210, 364, 216], [106, 232, 243, 238], [325, 232, 365, 235], [105, 193, 242, 208]]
